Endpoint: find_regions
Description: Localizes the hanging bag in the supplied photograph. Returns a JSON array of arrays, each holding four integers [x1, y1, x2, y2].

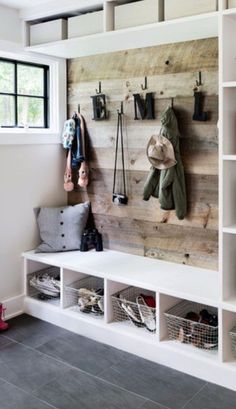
[[112, 108, 128, 205]]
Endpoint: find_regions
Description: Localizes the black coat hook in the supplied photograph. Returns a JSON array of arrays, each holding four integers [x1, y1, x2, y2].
[[117, 101, 124, 115], [141, 76, 148, 90], [196, 71, 202, 87], [72, 104, 80, 119], [96, 81, 102, 94]]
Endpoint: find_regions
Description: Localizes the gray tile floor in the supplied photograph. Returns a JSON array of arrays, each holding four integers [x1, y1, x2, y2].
[[0, 314, 236, 409]]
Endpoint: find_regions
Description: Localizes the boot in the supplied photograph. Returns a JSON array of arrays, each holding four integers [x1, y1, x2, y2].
[[0, 303, 9, 331]]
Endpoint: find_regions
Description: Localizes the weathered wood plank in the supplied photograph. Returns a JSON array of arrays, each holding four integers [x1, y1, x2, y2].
[[67, 37, 218, 270], [66, 121, 217, 151], [68, 38, 218, 82], [91, 214, 218, 270], [69, 190, 218, 230], [68, 72, 218, 104], [68, 95, 218, 126], [86, 147, 218, 175], [71, 169, 218, 204]]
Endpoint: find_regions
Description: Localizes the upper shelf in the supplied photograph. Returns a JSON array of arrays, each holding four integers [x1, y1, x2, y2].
[[25, 11, 219, 59], [223, 7, 236, 17]]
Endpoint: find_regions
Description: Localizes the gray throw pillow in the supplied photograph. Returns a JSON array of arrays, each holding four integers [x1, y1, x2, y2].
[[35, 202, 90, 253]]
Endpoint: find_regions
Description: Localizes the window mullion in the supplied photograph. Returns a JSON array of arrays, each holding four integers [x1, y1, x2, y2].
[[44, 67, 48, 128], [0, 57, 49, 129], [14, 62, 18, 127]]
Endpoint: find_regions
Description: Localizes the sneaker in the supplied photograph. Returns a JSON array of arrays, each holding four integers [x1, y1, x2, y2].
[[30, 274, 60, 297], [136, 296, 156, 332]]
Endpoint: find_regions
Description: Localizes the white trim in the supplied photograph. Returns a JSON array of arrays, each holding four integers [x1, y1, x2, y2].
[[0, 40, 67, 145], [3, 294, 24, 319]]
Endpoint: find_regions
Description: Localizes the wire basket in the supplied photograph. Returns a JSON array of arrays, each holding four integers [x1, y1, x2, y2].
[[64, 276, 104, 316], [111, 286, 156, 333], [229, 326, 236, 358], [28, 266, 60, 300], [164, 300, 218, 350]]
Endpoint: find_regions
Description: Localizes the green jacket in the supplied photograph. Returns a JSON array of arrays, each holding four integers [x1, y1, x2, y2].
[[143, 106, 187, 220]]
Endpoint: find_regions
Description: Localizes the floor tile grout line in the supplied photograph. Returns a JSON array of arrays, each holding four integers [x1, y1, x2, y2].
[[180, 382, 208, 409], [0, 331, 67, 351], [1, 328, 208, 409], [0, 338, 15, 349], [26, 344, 170, 407], [139, 398, 172, 409], [0, 338, 160, 404], [0, 336, 207, 409], [0, 376, 59, 409], [30, 367, 73, 395], [96, 365, 171, 408], [95, 362, 118, 378], [32, 356, 158, 406]]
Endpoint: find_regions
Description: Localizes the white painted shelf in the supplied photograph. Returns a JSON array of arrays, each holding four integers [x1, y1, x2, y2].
[[223, 155, 236, 160], [220, 0, 236, 381], [222, 81, 236, 87], [25, 12, 218, 58], [223, 7, 236, 17], [23, 249, 219, 306], [22, 248, 227, 387], [222, 299, 236, 313], [223, 225, 236, 234]]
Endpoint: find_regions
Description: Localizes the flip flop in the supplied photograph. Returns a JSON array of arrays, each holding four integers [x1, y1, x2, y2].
[[64, 149, 74, 192], [121, 301, 144, 328], [78, 161, 89, 188], [136, 296, 156, 332]]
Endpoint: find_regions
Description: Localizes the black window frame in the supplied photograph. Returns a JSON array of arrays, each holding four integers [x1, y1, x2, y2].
[[0, 57, 49, 129]]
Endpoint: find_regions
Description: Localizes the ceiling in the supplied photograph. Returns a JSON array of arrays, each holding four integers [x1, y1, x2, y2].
[[0, 0, 50, 9]]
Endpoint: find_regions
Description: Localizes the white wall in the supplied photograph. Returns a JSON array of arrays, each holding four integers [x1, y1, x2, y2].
[[0, 42, 67, 314], [0, 5, 22, 44], [0, 144, 67, 304]]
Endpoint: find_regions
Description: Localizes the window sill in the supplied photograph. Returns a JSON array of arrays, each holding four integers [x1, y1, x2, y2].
[[0, 129, 61, 145]]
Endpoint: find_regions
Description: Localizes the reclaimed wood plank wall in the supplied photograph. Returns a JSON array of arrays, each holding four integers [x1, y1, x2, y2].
[[67, 37, 218, 270]]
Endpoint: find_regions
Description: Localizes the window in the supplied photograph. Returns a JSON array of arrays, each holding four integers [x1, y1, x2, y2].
[[0, 58, 49, 128]]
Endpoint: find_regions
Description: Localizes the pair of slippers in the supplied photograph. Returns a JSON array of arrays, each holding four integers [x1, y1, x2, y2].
[[77, 287, 104, 315], [64, 149, 89, 192]]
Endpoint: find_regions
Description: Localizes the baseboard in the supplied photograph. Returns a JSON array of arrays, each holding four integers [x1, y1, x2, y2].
[[2, 294, 24, 319]]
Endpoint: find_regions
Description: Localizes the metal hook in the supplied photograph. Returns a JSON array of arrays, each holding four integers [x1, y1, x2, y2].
[[196, 71, 202, 87], [141, 76, 148, 91], [117, 101, 124, 115], [96, 81, 102, 94], [72, 104, 80, 119]]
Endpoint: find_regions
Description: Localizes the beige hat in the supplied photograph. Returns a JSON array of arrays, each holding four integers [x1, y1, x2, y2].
[[147, 134, 177, 170]]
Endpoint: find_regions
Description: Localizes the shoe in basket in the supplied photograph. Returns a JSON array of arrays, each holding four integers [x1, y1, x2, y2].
[[136, 296, 156, 332], [30, 274, 60, 297], [119, 296, 144, 328]]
